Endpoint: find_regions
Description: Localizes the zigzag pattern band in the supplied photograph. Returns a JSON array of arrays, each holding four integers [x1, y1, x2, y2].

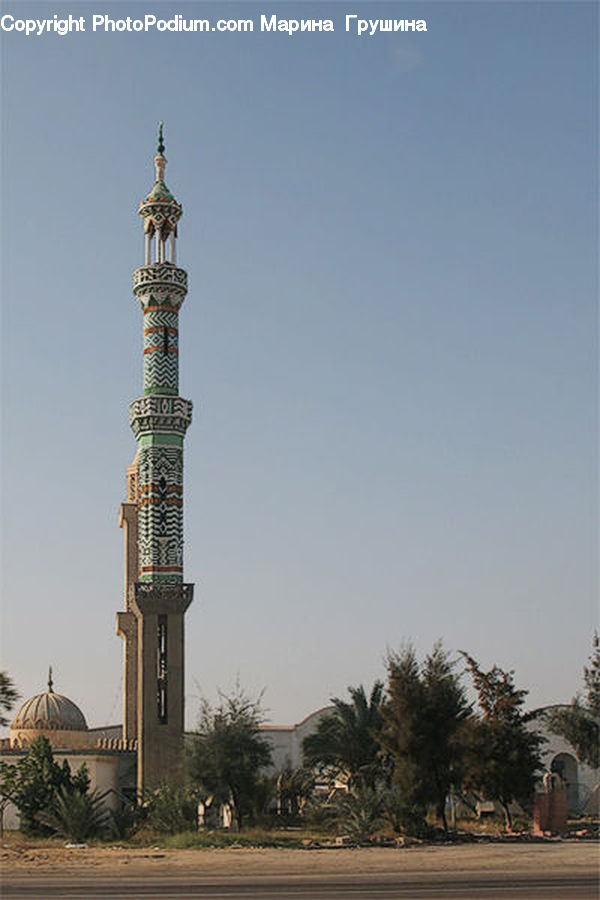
[[144, 309, 179, 329], [142, 308, 179, 393], [136, 445, 184, 582], [144, 356, 178, 392]]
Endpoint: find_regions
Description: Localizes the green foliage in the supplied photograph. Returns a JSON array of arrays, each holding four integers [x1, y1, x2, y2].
[[70, 763, 91, 795], [277, 765, 315, 817], [249, 773, 277, 822], [158, 827, 320, 849], [302, 795, 340, 832], [144, 782, 198, 834], [381, 643, 470, 831], [548, 705, 598, 769], [188, 686, 273, 830], [0, 737, 89, 835], [302, 682, 386, 789], [461, 653, 544, 829], [584, 631, 600, 718], [107, 801, 142, 840], [380, 786, 430, 838], [548, 633, 600, 768], [338, 785, 383, 843], [0, 672, 19, 728], [36, 786, 110, 842]]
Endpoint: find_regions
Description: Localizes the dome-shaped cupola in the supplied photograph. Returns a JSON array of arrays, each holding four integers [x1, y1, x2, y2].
[[9, 668, 89, 749]]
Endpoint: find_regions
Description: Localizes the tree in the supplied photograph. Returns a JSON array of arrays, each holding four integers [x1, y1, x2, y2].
[[187, 686, 273, 830], [380, 643, 471, 832], [0, 672, 19, 728], [0, 736, 90, 835], [461, 653, 544, 829], [548, 633, 600, 768], [302, 682, 386, 789]]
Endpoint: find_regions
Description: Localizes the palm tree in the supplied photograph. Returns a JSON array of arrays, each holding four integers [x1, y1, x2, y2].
[[36, 786, 110, 842], [339, 784, 384, 843], [302, 682, 386, 789]]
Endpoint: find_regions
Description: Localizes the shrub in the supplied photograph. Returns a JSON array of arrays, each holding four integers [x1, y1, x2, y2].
[[338, 786, 384, 843], [381, 786, 430, 838], [302, 796, 339, 832], [0, 737, 90, 836], [36, 786, 110, 842], [144, 783, 198, 834], [107, 801, 142, 840]]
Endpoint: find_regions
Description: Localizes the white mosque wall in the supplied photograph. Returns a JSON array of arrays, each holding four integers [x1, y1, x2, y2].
[[260, 707, 334, 773], [0, 750, 131, 831]]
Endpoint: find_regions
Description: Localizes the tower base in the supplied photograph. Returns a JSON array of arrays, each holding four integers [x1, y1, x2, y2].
[[130, 582, 194, 794]]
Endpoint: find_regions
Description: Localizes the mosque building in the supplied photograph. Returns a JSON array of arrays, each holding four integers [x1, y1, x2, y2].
[[3, 668, 136, 813], [1, 129, 597, 829], [0, 127, 327, 826], [1, 127, 193, 817]]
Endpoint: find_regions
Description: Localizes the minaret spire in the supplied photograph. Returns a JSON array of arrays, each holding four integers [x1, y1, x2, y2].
[[117, 126, 194, 794], [154, 122, 167, 183], [139, 124, 181, 266]]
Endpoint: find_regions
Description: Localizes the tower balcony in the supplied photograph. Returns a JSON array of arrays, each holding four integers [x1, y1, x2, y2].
[[133, 264, 188, 312], [129, 395, 193, 439]]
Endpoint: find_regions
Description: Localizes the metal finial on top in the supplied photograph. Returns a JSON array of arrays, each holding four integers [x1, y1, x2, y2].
[[48, 666, 54, 693], [154, 123, 167, 183]]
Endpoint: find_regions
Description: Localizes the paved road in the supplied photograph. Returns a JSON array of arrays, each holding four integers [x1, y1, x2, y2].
[[2, 872, 598, 899]]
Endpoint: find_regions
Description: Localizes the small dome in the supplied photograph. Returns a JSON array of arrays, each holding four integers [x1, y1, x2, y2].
[[143, 180, 176, 204], [11, 682, 87, 734]]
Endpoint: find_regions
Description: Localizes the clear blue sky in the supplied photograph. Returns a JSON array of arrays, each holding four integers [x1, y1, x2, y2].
[[1, 1, 597, 731]]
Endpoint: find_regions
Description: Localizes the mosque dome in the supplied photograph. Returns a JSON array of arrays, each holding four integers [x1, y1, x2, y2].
[[9, 670, 88, 749], [12, 691, 87, 732]]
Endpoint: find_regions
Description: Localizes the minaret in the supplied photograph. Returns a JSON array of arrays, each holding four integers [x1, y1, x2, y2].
[[117, 124, 194, 793]]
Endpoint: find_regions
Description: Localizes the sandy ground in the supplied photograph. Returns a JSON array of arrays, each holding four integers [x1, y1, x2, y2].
[[1, 841, 597, 878]]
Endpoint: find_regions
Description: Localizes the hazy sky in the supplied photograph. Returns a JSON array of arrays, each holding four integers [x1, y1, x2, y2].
[[1, 1, 597, 733]]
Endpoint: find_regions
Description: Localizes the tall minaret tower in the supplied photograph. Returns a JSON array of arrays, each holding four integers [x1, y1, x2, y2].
[[117, 125, 194, 793]]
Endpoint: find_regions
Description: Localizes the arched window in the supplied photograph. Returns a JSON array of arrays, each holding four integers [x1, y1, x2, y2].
[[551, 752, 579, 813]]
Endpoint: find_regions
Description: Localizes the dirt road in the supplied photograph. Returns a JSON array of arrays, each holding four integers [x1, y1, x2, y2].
[[2, 839, 596, 877]]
